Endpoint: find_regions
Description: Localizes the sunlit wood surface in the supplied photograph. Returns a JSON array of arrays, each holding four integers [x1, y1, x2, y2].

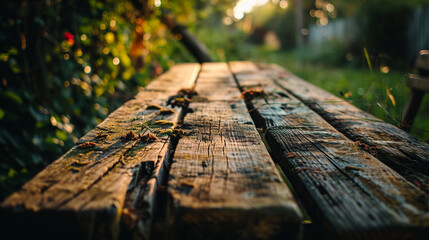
[[1, 62, 428, 240]]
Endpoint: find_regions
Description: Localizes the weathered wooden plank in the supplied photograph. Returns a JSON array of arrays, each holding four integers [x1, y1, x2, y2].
[[230, 61, 429, 240], [166, 63, 302, 239], [0, 63, 200, 239], [256, 63, 429, 193]]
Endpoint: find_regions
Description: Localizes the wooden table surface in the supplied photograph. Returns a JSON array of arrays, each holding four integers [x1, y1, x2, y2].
[[1, 62, 428, 240]]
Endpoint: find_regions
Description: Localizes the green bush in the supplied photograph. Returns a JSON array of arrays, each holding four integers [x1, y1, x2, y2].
[[0, 0, 198, 200]]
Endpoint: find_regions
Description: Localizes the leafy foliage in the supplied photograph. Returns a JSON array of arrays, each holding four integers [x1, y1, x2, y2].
[[0, 0, 202, 200]]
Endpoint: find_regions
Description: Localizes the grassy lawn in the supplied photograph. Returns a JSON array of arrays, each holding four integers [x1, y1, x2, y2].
[[246, 48, 429, 142], [193, 26, 429, 142]]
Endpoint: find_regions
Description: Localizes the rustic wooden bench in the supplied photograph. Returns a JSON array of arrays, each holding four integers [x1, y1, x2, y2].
[[1, 62, 428, 240]]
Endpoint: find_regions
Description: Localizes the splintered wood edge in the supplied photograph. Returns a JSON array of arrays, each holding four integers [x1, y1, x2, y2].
[[229, 61, 429, 239], [166, 62, 302, 240], [0, 63, 201, 239]]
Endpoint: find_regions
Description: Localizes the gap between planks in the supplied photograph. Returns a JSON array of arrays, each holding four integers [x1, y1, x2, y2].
[[263, 63, 429, 193], [229, 61, 429, 240], [0, 63, 200, 240], [165, 62, 302, 240]]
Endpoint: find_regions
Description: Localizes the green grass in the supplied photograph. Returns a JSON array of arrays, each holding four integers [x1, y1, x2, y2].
[[245, 47, 429, 142], [193, 26, 429, 142]]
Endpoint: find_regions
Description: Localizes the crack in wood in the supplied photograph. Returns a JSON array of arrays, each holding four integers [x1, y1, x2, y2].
[[1, 63, 201, 240], [165, 62, 302, 240], [265, 66, 429, 193], [229, 61, 429, 239]]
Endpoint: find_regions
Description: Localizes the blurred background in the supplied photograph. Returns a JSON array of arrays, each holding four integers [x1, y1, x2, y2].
[[1, 0, 429, 199]]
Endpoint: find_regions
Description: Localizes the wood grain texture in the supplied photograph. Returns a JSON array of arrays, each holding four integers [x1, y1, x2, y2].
[[166, 63, 302, 240], [0, 63, 200, 240], [256, 63, 429, 193], [230, 61, 429, 240]]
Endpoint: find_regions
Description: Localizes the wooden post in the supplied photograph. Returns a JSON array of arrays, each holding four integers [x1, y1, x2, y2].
[[402, 89, 424, 131]]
